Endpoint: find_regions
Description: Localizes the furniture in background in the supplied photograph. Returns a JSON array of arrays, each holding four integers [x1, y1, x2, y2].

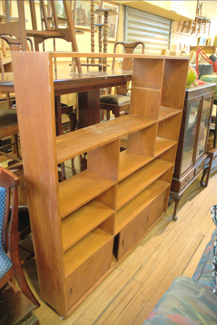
[[0, 166, 39, 324], [0, 52, 21, 169], [0, 0, 81, 72], [176, 0, 211, 37], [11, 51, 188, 318], [171, 83, 216, 220], [143, 207, 217, 325], [100, 41, 145, 120], [199, 74, 217, 148], [0, 55, 132, 128], [95, 8, 118, 71]]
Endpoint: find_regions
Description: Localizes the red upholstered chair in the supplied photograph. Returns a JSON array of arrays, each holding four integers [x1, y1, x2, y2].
[[100, 41, 145, 120]]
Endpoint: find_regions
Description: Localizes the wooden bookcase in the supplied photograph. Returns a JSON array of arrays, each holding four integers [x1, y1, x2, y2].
[[12, 52, 188, 318]]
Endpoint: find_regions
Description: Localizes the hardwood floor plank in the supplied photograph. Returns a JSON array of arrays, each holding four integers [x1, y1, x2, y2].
[[94, 279, 142, 325], [182, 222, 215, 278]]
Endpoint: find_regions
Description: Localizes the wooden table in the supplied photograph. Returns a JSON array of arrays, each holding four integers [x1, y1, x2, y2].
[[0, 69, 132, 131]]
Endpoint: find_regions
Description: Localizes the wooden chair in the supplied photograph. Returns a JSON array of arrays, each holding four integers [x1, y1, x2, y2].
[[0, 166, 39, 308], [0, 52, 21, 168], [100, 41, 145, 120], [0, 0, 81, 71]]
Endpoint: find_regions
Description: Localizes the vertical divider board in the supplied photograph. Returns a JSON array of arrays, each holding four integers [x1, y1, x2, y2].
[[11, 52, 189, 318], [12, 52, 67, 317]]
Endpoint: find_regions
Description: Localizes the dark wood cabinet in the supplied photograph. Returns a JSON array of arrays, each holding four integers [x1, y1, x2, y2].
[[171, 83, 216, 220]]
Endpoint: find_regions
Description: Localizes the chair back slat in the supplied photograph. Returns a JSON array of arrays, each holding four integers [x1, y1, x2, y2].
[[50, 0, 59, 29], [5, 0, 10, 23], [40, 0, 50, 30]]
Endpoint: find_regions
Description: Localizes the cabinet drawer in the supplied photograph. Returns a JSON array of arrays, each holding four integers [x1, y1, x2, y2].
[[180, 170, 195, 191], [148, 189, 168, 229], [117, 207, 150, 261], [66, 236, 113, 309], [194, 160, 206, 177]]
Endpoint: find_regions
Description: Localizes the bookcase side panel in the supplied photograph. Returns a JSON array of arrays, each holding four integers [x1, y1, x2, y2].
[[12, 52, 66, 316]]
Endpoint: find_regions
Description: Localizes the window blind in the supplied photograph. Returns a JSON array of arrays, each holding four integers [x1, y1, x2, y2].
[[124, 6, 172, 55]]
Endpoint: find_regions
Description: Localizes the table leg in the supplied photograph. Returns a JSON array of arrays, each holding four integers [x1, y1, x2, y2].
[[55, 95, 62, 136], [170, 192, 183, 221], [55, 96, 66, 180], [78, 90, 100, 128]]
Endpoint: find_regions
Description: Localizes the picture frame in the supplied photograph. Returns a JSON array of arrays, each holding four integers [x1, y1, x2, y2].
[[75, 1, 91, 30], [54, 0, 66, 18], [102, 2, 119, 41], [75, 1, 99, 30]]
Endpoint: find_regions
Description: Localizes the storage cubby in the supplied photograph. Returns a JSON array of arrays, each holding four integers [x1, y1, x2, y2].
[[117, 158, 173, 210], [157, 114, 182, 141], [119, 124, 158, 181], [131, 87, 161, 119], [61, 188, 116, 251], [12, 52, 188, 318], [161, 59, 189, 110]]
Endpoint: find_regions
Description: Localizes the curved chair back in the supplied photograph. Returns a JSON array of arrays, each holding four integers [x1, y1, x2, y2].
[[112, 41, 145, 70], [112, 41, 145, 95], [0, 166, 39, 307]]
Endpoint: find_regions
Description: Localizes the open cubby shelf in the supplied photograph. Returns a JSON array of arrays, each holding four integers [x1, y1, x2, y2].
[[117, 159, 173, 210], [159, 106, 182, 120], [155, 138, 177, 156], [61, 200, 114, 251], [13, 52, 189, 318], [115, 179, 170, 235], [118, 149, 153, 181], [59, 170, 116, 218]]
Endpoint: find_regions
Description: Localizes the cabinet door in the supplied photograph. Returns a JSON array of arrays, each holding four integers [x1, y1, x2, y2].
[[195, 95, 212, 160], [180, 99, 200, 173], [117, 206, 150, 261]]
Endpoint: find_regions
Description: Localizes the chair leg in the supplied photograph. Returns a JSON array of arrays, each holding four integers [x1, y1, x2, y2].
[[14, 134, 20, 158], [12, 253, 40, 307], [67, 112, 77, 131], [112, 107, 120, 118]]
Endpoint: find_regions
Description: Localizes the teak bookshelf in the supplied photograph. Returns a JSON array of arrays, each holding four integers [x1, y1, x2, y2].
[[12, 52, 189, 318]]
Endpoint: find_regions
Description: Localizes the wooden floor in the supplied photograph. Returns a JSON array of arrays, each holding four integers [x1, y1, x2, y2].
[[23, 159, 217, 325]]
